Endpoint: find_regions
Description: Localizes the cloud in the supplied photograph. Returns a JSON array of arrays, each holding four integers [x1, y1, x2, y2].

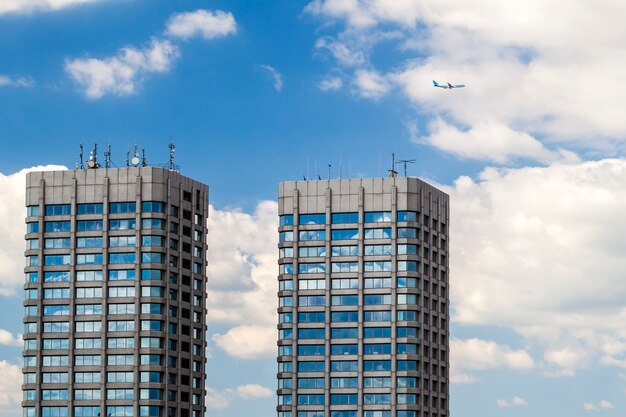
[[0, 75, 34, 88], [0, 0, 97, 15], [451, 338, 534, 383], [65, 8, 237, 99], [0, 361, 23, 411], [353, 69, 390, 99], [206, 384, 273, 409], [318, 76, 343, 91], [497, 397, 528, 408], [584, 400, 615, 411], [65, 38, 180, 99], [305, 0, 626, 160], [0, 329, 21, 347], [447, 159, 626, 376], [260, 65, 283, 92], [206, 201, 278, 359], [411, 118, 580, 164], [166, 9, 237, 40], [315, 36, 366, 67], [0, 165, 67, 296]]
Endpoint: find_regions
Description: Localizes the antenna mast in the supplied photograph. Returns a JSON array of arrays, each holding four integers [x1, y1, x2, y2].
[[78, 144, 84, 169], [104, 143, 112, 168], [168, 142, 176, 171], [396, 158, 416, 177], [388, 153, 398, 177]]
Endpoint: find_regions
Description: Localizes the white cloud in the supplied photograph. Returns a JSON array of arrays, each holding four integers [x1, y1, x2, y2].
[[318, 76, 343, 91], [166, 9, 237, 40], [0, 361, 23, 411], [207, 201, 278, 359], [65, 38, 179, 99], [305, 0, 626, 160], [447, 159, 626, 375], [411, 118, 580, 165], [497, 397, 528, 408], [0, 329, 21, 347], [315, 36, 366, 67], [0, 0, 97, 15], [584, 400, 615, 411], [235, 384, 273, 399], [0, 165, 67, 296], [451, 338, 534, 383], [260, 65, 283, 92], [0, 75, 34, 88], [206, 384, 273, 409], [353, 69, 390, 99]]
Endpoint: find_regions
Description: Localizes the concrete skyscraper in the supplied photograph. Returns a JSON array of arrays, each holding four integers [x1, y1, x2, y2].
[[277, 176, 450, 417], [22, 165, 208, 417]]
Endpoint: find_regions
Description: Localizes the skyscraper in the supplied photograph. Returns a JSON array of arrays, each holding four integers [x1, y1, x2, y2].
[[22, 166, 208, 417], [277, 176, 450, 417]]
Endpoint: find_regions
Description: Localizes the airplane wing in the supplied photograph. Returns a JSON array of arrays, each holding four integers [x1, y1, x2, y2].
[[452, 84, 466, 88]]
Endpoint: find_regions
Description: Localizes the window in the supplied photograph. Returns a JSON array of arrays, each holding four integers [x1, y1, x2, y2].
[[299, 230, 326, 241], [76, 220, 103, 231], [43, 338, 69, 349], [142, 252, 164, 263], [331, 213, 358, 224], [331, 328, 358, 339], [298, 361, 325, 372], [76, 254, 103, 265], [397, 343, 418, 354], [141, 303, 163, 314], [364, 211, 392, 223], [42, 373, 69, 383], [75, 390, 102, 400], [77, 271, 103, 281], [397, 310, 418, 321], [298, 295, 325, 306], [299, 279, 325, 290], [109, 304, 135, 314], [331, 344, 358, 355], [109, 321, 135, 332], [142, 201, 164, 213], [43, 288, 70, 299], [77, 237, 103, 248], [142, 286, 164, 297], [299, 263, 326, 274], [397, 376, 417, 388], [364, 327, 391, 338], [364, 228, 391, 239], [76, 304, 102, 315], [27, 205, 40, 216], [141, 269, 163, 281], [364, 344, 391, 355], [41, 407, 69, 417], [73, 407, 100, 417], [299, 214, 325, 225], [108, 338, 134, 349], [74, 355, 101, 366], [397, 261, 418, 272], [397, 211, 418, 222], [279, 215, 293, 226], [279, 247, 293, 258], [44, 255, 71, 266], [331, 245, 358, 256], [75, 321, 102, 332], [279, 231, 293, 242], [42, 389, 68, 400], [364, 311, 391, 322], [74, 372, 101, 383], [26, 239, 39, 250], [298, 312, 325, 323], [26, 222, 40, 233], [396, 360, 417, 371], [331, 295, 358, 306], [45, 238, 71, 249], [142, 218, 164, 230], [279, 296, 293, 307], [298, 378, 324, 389], [110, 219, 136, 230], [75, 338, 102, 349], [397, 244, 418, 255], [364, 244, 392, 256], [45, 204, 71, 216], [109, 202, 136, 213], [298, 394, 325, 405], [298, 328, 325, 339], [364, 278, 391, 288], [397, 228, 418, 238], [364, 261, 391, 272], [331, 278, 359, 289], [397, 277, 418, 288], [330, 394, 358, 405], [142, 236, 163, 247], [364, 294, 391, 305], [331, 377, 358, 388], [331, 229, 358, 240], [77, 203, 103, 215], [397, 294, 418, 305], [43, 305, 70, 316], [298, 246, 326, 257], [298, 345, 325, 356], [364, 360, 391, 371], [109, 253, 136, 264], [364, 394, 391, 405], [397, 327, 417, 338], [141, 337, 163, 348], [331, 311, 358, 322], [110, 236, 136, 247], [331, 262, 358, 273]]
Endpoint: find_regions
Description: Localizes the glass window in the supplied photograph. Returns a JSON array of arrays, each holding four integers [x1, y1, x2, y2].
[[27, 206, 40, 216], [77, 203, 103, 215], [331, 311, 358, 322], [77, 237, 103, 248], [142, 219, 164, 230], [397, 261, 418, 272], [45, 204, 71, 216], [299, 214, 325, 225], [331, 278, 358, 289], [109, 253, 136, 264], [76, 220, 103, 232], [331, 262, 358, 273], [364, 344, 391, 355], [331, 328, 358, 339], [364, 278, 392, 288], [45, 238, 71, 249], [364, 212, 392, 223], [364, 294, 391, 305], [397, 228, 418, 238], [331, 295, 358, 306], [363, 327, 391, 338], [109, 202, 136, 214], [76, 254, 103, 265], [45, 221, 71, 232], [279, 231, 293, 242], [76, 271, 103, 281], [331, 229, 358, 240], [364, 228, 392, 239], [298, 246, 326, 257], [141, 236, 163, 247], [26, 222, 39, 233], [109, 219, 136, 231], [397, 211, 418, 222], [397, 244, 418, 255], [364, 244, 392, 256], [142, 202, 164, 213], [299, 263, 326, 274], [279, 215, 293, 226], [141, 269, 163, 281], [364, 261, 391, 272], [299, 230, 326, 241], [331, 213, 358, 224]]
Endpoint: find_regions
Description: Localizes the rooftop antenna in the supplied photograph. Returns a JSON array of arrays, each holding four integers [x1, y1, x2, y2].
[[104, 143, 112, 168], [302, 175, 307, 181], [87, 143, 99, 169], [125, 144, 130, 167], [388, 153, 398, 177], [130, 144, 140, 167], [141, 148, 148, 167], [168, 142, 176, 171], [396, 158, 416, 177], [339, 155, 342, 179], [78, 143, 85, 169], [328, 164, 332, 180]]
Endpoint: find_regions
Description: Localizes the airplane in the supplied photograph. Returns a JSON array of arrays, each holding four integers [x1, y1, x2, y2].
[[433, 80, 465, 89]]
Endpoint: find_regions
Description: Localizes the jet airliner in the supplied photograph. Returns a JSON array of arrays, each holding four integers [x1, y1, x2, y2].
[[433, 80, 465, 89]]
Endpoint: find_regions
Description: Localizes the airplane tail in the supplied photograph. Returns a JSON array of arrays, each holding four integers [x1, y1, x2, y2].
[[433, 80, 439, 86]]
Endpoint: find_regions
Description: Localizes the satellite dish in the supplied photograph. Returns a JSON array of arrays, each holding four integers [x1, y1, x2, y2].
[[87, 160, 96, 168], [131, 156, 140, 166]]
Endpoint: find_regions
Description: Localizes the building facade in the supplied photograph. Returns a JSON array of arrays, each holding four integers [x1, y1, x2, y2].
[[22, 167, 208, 417], [277, 177, 450, 417]]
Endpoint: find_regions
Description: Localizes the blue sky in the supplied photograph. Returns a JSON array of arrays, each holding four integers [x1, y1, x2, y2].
[[2, 0, 626, 416]]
